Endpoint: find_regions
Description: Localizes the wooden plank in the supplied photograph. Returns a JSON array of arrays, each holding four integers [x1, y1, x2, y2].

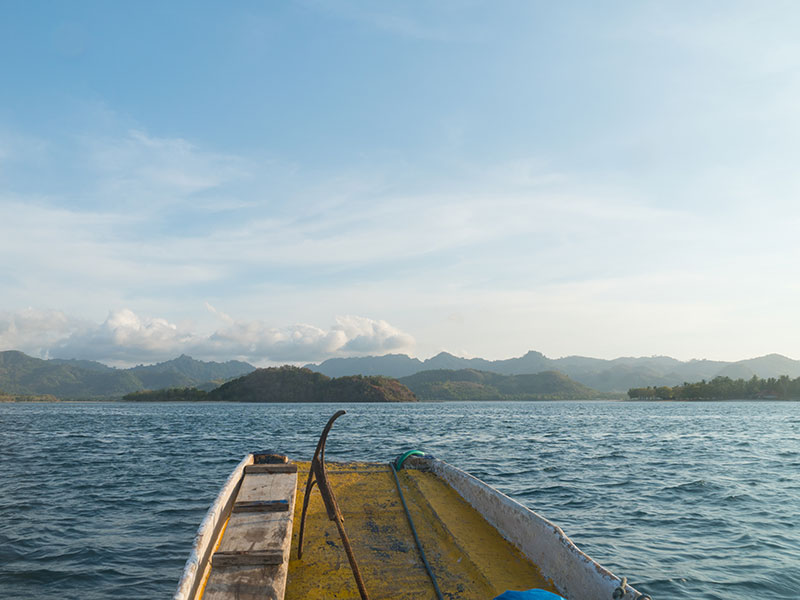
[[233, 500, 290, 513], [212, 550, 284, 567], [215, 509, 292, 556], [203, 564, 287, 600], [236, 472, 296, 504], [204, 469, 297, 599], [244, 463, 298, 474]]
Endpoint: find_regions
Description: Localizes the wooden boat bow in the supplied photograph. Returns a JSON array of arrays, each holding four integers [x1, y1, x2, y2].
[[176, 411, 652, 600]]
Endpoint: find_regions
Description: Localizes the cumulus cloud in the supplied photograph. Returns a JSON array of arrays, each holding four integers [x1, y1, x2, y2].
[[335, 315, 415, 353], [52, 309, 199, 364], [2, 307, 415, 366], [0, 308, 87, 357], [206, 313, 414, 363]]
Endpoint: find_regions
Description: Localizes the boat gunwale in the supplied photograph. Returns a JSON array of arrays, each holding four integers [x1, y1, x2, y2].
[[174, 454, 254, 600], [406, 455, 645, 600]]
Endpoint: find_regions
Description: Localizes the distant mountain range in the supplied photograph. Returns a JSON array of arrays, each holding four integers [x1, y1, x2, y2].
[[307, 351, 800, 393], [0, 351, 255, 399], [4, 348, 799, 400], [398, 369, 606, 401]]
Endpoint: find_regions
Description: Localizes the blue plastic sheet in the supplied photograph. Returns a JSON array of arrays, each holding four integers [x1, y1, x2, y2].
[[492, 590, 566, 600]]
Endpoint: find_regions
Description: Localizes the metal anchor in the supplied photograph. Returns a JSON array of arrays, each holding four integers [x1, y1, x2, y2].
[[297, 410, 370, 600]]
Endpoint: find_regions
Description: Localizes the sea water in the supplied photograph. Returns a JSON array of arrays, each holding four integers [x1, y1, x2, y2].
[[1, 401, 799, 600]]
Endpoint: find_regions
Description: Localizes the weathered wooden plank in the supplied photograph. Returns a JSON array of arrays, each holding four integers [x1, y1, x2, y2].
[[203, 564, 287, 600], [215, 510, 292, 556], [204, 469, 297, 599], [244, 463, 298, 474], [212, 550, 284, 567], [236, 472, 297, 505], [233, 500, 290, 513]]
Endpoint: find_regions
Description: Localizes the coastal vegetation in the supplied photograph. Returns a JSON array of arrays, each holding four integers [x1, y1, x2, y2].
[[0, 391, 58, 402], [628, 375, 800, 400], [123, 388, 210, 402]]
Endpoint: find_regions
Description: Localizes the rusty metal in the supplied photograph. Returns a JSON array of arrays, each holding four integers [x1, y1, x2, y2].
[[297, 410, 370, 600]]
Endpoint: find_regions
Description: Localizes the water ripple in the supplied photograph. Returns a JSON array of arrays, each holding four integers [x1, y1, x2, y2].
[[1, 400, 799, 600]]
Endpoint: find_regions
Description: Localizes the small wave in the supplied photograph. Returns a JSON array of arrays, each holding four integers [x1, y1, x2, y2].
[[723, 492, 756, 503], [662, 479, 721, 493]]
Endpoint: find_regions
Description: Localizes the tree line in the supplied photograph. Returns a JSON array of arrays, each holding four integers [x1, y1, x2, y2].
[[628, 375, 800, 400]]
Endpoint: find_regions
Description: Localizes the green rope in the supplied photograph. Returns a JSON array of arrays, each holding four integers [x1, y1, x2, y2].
[[389, 460, 444, 600]]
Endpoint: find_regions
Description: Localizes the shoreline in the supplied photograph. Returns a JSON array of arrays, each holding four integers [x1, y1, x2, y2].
[[4, 397, 799, 404]]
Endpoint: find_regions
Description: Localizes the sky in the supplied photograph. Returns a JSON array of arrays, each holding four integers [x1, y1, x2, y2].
[[2, 1, 800, 367]]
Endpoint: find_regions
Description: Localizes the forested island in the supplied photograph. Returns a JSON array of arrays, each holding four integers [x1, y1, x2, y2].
[[124, 366, 418, 403], [628, 375, 800, 400]]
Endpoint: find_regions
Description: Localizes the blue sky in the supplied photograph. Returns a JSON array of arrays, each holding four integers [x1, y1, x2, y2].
[[2, 1, 800, 366]]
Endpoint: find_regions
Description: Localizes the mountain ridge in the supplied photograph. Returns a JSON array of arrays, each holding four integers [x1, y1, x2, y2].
[[306, 351, 800, 393], [399, 368, 607, 401], [4, 348, 800, 398], [0, 351, 255, 398]]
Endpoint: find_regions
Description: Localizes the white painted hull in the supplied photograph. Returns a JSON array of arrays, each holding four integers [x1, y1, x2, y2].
[[176, 454, 649, 600], [175, 455, 253, 600], [412, 456, 647, 600]]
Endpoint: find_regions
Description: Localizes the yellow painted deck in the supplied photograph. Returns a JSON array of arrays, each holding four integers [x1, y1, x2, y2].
[[285, 461, 557, 600]]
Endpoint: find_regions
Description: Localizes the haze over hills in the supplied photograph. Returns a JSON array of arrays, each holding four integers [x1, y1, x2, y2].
[[4, 348, 800, 399], [399, 369, 604, 401], [307, 351, 800, 393], [0, 351, 255, 399]]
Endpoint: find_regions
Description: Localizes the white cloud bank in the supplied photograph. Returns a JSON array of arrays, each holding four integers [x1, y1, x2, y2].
[[0, 307, 414, 366], [0, 309, 87, 357]]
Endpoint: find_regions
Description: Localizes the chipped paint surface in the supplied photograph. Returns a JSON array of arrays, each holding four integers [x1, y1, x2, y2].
[[416, 457, 644, 600], [286, 461, 556, 600]]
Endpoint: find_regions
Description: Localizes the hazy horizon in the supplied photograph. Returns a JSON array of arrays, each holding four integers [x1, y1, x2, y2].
[[3, 2, 800, 366]]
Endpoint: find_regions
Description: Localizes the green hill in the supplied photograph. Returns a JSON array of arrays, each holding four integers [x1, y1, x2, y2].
[[398, 368, 606, 401], [208, 366, 417, 403], [129, 354, 254, 388], [0, 350, 255, 399]]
